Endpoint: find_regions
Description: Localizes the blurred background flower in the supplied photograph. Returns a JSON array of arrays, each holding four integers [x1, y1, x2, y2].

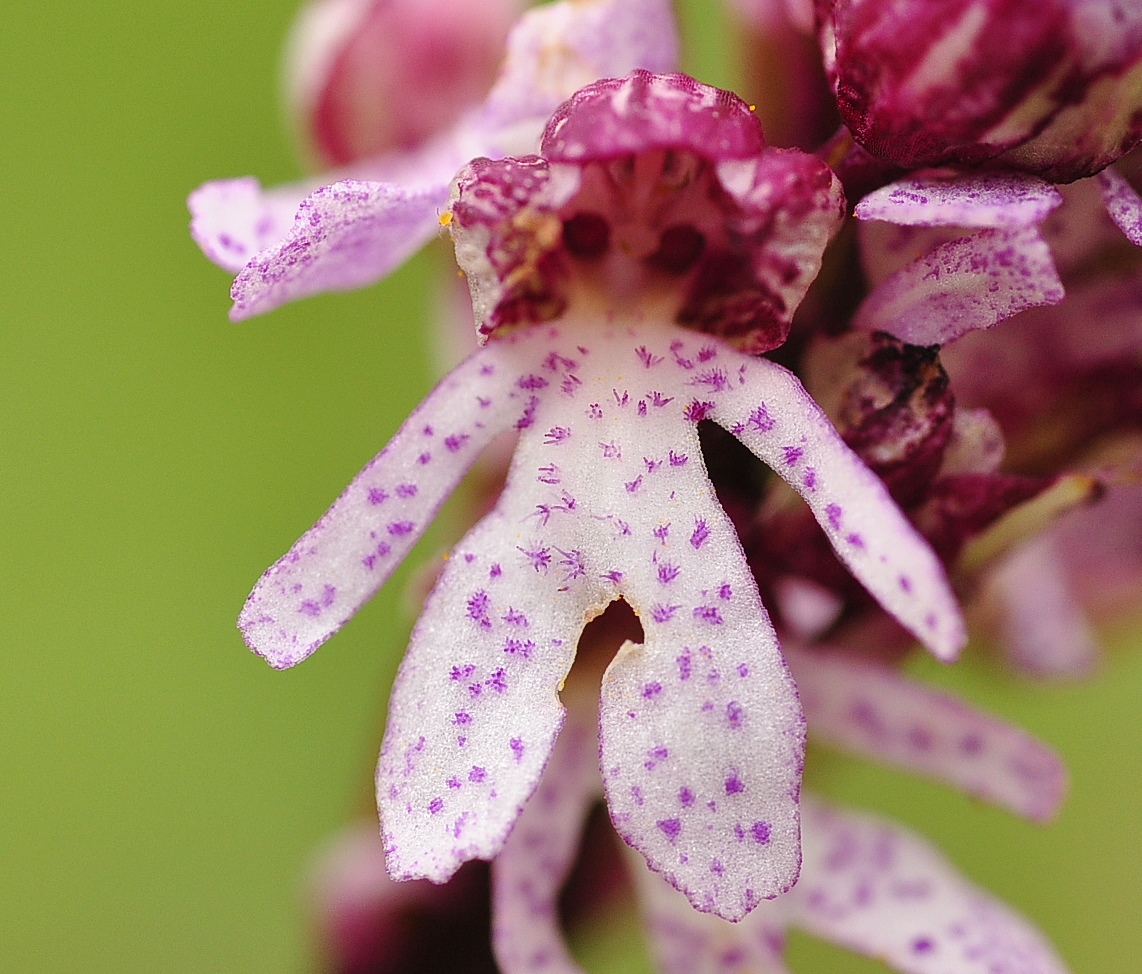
[[1, 0, 1140, 971]]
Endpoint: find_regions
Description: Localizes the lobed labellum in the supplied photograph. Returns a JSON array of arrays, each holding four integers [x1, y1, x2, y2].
[[240, 314, 964, 921]]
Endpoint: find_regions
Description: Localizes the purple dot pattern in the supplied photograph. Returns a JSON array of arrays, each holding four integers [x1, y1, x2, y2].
[[855, 173, 1064, 230], [491, 710, 600, 974], [188, 0, 682, 321], [853, 224, 1065, 346], [628, 797, 1069, 974], [785, 644, 1067, 823], [243, 317, 964, 910], [1097, 166, 1142, 247]]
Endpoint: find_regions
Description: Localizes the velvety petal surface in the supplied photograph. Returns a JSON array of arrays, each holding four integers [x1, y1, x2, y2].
[[377, 503, 605, 884], [794, 799, 1071, 974], [853, 227, 1066, 346], [785, 645, 1066, 821], [238, 328, 550, 668], [855, 173, 1063, 229], [599, 474, 804, 921], [1097, 166, 1142, 246], [228, 179, 447, 320], [711, 354, 966, 661], [188, 177, 311, 274], [492, 706, 600, 974]]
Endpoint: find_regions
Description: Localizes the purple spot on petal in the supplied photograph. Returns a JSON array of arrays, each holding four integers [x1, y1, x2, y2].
[[826, 503, 842, 530], [445, 433, 470, 453], [651, 604, 680, 624], [428, 798, 444, 815], [657, 561, 680, 584], [751, 821, 771, 845], [690, 520, 710, 549], [489, 563, 502, 578], [726, 701, 744, 729], [710, 859, 725, 876], [387, 520, 415, 537], [912, 938, 935, 954], [395, 483, 417, 498], [747, 405, 775, 432], [418, 452, 431, 465], [669, 450, 688, 466], [453, 711, 472, 726], [725, 774, 745, 795], [367, 487, 388, 505], [679, 787, 695, 808], [782, 446, 803, 466], [677, 654, 692, 680], [694, 605, 723, 624], [642, 681, 663, 699], [684, 400, 714, 422], [737, 663, 749, 677], [510, 738, 525, 762], [657, 818, 682, 843], [469, 766, 487, 783]]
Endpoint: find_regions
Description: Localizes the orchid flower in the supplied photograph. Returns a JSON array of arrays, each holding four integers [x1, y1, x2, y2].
[[238, 71, 966, 921], [188, 0, 679, 320]]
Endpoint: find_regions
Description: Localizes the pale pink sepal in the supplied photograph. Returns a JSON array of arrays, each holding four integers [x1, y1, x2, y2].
[[1096, 167, 1142, 247], [853, 227, 1065, 346], [794, 799, 1071, 974], [492, 707, 600, 974], [188, 178, 310, 275], [228, 179, 447, 321], [855, 173, 1063, 229], [785, 645, 1067, 821], [986, 534, 1099, 680]]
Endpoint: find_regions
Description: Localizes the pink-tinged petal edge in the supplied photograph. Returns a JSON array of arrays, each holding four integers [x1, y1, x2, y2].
[[238, 332, 544, 668], [711, 352, 967, 661], [492, 706, 600, 974], [227, 179, 447, 320], [855, 173, 1063, 229], [785, 645, 1067, 821], [793, 799, 1071, 974], [853, 227, 1065, 346], [1096, 167, 1142, 247]]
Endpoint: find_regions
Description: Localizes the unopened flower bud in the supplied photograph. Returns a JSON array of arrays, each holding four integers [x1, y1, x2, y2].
[[286, 0, 524, 168], [820, 0, 1142, 182]]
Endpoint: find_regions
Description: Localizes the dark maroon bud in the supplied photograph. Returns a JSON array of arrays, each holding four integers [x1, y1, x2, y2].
[[820, 0, 1142, 182]]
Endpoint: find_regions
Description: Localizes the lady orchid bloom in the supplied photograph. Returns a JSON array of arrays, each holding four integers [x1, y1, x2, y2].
[[238, 71, 967, 922], [817, 0, 1142, 183], [188, 0, 678, 320]]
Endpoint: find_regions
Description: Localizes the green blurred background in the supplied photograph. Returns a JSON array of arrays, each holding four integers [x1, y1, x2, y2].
[[1, 1, 1138, 970]]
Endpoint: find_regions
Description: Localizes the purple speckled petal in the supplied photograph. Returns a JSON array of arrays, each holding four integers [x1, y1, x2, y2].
[[227, 179, 447, 321], [492, 706, 600, 974], [855, 173, 1063, 229], [853, 227, 1065, 346], [626, 841, 793, 974], [189, 177, 311, 274], [784, 645, 1066, 821], [599, 489, 804, 922], [377, 503, 605, 883], [793, 799, 1071, 974], [711, 352, 966, 661], [986, 533, 1099, 680], [238, 330, 550, 668], [542, 71, 764, 164], [481, 0, 679, 134], [1096, 167, 1142, 246], [191, 0, 680, 315]]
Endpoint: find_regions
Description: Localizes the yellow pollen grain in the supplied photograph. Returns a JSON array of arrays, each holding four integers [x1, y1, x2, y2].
[[439, 211, 453, 226]]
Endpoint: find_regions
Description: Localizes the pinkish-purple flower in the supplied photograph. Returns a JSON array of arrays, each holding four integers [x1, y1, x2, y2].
[[188, 0, 679, 320], [238, 71, 966, 922]]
